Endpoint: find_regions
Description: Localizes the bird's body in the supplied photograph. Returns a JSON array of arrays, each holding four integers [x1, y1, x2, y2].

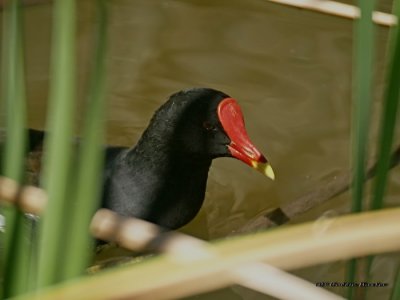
[[102, 146, 211, 228], [18, 88, 274, 231]]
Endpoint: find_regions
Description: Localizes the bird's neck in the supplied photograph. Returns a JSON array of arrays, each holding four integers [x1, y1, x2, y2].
[[128, 136, 212, 181]]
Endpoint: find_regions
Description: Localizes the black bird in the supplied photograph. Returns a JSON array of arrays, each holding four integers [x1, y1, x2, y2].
[[27, 88, 274, 230]]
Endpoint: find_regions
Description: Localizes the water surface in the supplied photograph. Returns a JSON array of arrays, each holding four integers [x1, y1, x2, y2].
[[4, 0, 399, 299]]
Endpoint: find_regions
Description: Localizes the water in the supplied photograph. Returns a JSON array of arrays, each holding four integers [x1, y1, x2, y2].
[[2, 0, 399, 299]]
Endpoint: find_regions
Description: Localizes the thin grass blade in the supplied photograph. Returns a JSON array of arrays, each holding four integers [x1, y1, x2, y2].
[[62, 0, 108, 280], [0, 0, 30, 297], [381, 1, 400, 299], [370, 0, 400, 211], [392, 264, 400, 300], [36, 0, 76, 288], [347, 0, 376, 299]]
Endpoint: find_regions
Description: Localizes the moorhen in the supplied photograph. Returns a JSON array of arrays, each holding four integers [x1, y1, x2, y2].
[[27, 88, 274, 229]]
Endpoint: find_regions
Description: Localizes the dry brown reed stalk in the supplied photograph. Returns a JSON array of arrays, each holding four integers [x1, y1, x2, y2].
[[0, 179, 343, 299], [0, 176, 46, 215], [15, 207, 400, 300], [92, 210, 345, 299], [1, 178, 398, 300], [267, 0, 397, 27]]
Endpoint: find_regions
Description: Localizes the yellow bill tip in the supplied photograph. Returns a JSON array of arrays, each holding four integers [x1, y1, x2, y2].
[[251, 161, 275, 180]]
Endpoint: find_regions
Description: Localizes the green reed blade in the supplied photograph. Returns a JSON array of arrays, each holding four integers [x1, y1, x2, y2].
[[351, 1, 375, 213], [347, 1, 376, 299], [391, 261, 400, 297], [62, 0, 108, 280], [382, 2, 400, 299], [391, 265, 400, 300], [0, 0, 30, 297], [370, 0, 400, 211], [36, 0, 76, 288]]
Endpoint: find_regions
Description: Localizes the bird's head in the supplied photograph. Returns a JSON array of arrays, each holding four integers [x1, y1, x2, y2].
[[148, 88, 274, 180]]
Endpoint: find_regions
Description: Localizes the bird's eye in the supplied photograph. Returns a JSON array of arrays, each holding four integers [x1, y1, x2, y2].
[[202, 121, 216, 131]]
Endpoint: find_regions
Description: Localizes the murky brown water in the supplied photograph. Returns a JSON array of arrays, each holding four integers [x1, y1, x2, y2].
[[2, 0, 399, 299]]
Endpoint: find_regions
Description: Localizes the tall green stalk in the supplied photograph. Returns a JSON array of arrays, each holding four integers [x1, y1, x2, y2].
[[36, 0, 76, 288], [370, 0, 400, 211], [0, 0, 30, 297], [347, 1, 375, 299], [62, 0, 108, 280], [383, 1, 400, 298], [392, 265, 400, 300]]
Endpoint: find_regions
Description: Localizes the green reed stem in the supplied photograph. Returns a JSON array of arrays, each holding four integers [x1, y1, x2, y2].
[[62, 0, 108, 280], [383, 2, 400, 298], [370, 0, 400, 211], [351, 2, 375, 212], [391, 265, 400, 300], [0, 0, 30, 297], [36, 0, 76, 288], [347, 1, 375, 299]]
